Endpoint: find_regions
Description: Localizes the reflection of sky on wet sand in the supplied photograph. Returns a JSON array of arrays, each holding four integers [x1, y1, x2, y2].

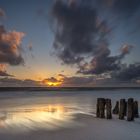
[[0, 90, 139, 133], [0, 105, 79, 133]]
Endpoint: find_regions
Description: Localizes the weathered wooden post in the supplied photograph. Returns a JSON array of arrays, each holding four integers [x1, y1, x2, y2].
[[113, 101, 119, 114], [127, 98, 134, 121], [106, 99, 112, 119], [96, 98, 100, 118], [133, 101, 139, 118], [124, 100, 127, 116], [119, 99, 126, 120], [99, 98, 106, 118]]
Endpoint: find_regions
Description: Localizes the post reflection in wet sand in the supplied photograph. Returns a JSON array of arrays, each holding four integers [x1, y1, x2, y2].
[[0, 105, 76, 132]]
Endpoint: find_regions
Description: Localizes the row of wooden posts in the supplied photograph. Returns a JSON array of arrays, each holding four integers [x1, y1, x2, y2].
[[96, 98, 139, 121]]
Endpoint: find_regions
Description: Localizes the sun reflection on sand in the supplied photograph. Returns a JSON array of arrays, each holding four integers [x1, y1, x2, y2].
[[0, 105, 76, 132]]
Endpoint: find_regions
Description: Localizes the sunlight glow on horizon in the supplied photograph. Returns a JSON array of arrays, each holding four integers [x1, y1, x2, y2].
[[41, 75, 64, 87]]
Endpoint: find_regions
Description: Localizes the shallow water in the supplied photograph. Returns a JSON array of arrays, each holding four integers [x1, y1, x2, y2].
[[0, 89, 139, 132]]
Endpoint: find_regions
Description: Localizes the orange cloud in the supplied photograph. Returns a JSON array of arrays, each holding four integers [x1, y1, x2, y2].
[[0, 25, 25, 65], [0, 64, 6, 71], [0, 11, 25, 76], [1, 31, 25, 55], [0, 64, 12, 77]]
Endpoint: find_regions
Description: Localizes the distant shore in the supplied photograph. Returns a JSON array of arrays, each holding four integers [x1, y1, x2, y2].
[[0, 86, 140, 92]]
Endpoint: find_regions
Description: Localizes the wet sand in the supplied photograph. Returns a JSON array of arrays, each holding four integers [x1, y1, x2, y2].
[[0, 113, 140, 140]]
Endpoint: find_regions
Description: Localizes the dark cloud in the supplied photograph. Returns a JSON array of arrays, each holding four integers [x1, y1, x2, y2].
[[43, 77, 59, 83], [62, 76, 94, 87], [0, 71, 12, 77], [113, 63, 140, 81], [51, 0, 110, 65], [0, 25, 25, 65], [77, 41, 118, 74], [77, 44, 134, 75], [50, 0, 140, 83]]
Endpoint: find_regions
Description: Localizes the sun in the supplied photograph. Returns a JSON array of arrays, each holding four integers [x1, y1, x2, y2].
[[41, 75, 64, 87], [42, 79, 63, 87], [47, 82, 62, 87]]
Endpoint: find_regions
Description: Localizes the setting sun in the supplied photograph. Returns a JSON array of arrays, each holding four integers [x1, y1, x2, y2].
[[42, 76, 64, 87], [47, 81, 62, 86]]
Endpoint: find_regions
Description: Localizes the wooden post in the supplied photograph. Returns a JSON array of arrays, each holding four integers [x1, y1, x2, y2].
[[113, 101, 119, 114], [99, 98, 106, 118], [124, 100, 127, 116], [96, 98, 100, 118], [119, 99, 126, 120], [127, 98, 134, 121], [133, 101, 139, 118], [106, 99, 112, 119]]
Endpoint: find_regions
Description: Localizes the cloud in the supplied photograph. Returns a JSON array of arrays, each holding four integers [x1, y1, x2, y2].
[[42, 74, 117, 87], [0, 64, 13, 77], [51, 0, 125, 75], [113, 63, 140, 81], [51, 0, 110, 65], [78, 43, 134, 75], [61, 76, 95, 87], [120, 44, 133, 55], [50, 0, 139, 82], [77, 41, 119, 74], [43, 77, 60, 83], [22, 79, 42, 87], [0, 78, 41, 87], [41, 74, 95, 87], [0, 71, 11, 76], [0, 8, 26, 78], [0, 8, 25, 68], [51, 0, 124, 73], [0, 25, 25, 65], [119, 44, 133, 58], [42, 76, 64, 86]]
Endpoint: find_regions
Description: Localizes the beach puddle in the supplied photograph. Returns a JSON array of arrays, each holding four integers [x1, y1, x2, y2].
[[0, 104, 78, 133]]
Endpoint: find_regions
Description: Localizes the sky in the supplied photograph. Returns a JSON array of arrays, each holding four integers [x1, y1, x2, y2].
[[0, 0, 140, 87]]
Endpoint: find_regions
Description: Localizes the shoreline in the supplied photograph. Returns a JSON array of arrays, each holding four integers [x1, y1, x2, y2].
[[0, 86, 140, 92]]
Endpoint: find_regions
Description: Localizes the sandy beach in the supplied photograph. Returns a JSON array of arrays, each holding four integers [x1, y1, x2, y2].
[[0, 90, 139, 140], [0, 113, 140, 140]]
